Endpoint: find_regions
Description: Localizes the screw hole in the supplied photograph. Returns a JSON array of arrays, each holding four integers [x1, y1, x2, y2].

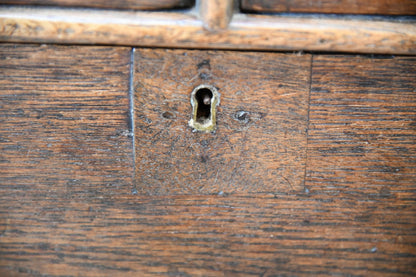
[[162, 111, 175, 119], [235, 111, 250, 124]]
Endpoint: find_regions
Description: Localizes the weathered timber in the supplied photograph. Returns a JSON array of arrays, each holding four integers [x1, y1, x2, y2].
[[306, 55, 416, 200], [0, 44, 133, 197], [133, 48, 310, 195], [0, 7, 415, 54]]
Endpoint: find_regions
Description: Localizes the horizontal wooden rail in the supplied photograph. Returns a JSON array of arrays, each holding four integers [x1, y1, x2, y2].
[[0, 6, 415, 54]]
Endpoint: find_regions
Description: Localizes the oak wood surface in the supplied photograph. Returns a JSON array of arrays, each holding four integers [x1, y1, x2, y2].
[[306, 55, 416, 199], [0, 45, 415, 276], [1, 7, 415, 55], [241, 0, 416, 15], [0, 44, 133, 197], [0, 0, 194, 10], [1, 194, 415, 276], [133, 48, 310, 195]]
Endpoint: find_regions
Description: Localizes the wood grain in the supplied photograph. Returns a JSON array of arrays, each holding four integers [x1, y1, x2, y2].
[[200, 0, 234, 30], [306, 55, 416, 199], [1, 194, 415, 276], [0, 44, 133, 197], [241, 0, 416, 15], [0, 0, 194, 10], [133, 49, 310, 195], [1, 45, 415, 276], [1, 7, 415, 55]]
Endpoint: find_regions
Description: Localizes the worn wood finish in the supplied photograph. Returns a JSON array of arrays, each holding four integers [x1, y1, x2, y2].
[[1, 45, 416, 276], [306, 55, 416, 199], [200, 0, 234, 30], [1, 7, 415, 55], [0, 194, 416, 276], [133, 49, 310, 195], [0, 0, 194, 10], [1, 193, 415, 276], [241, 0, 416, 15], [0, 44, 133, 197]]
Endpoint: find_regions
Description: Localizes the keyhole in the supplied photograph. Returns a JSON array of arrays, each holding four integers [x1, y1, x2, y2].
[[195, 88, 213, 123], [189, 85, 219, 132]]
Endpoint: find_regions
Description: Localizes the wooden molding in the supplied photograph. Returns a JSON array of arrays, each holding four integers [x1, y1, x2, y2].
[[0, 0, 195, 10], [0, 6, 415, 54], [200, 0, 234, 30]]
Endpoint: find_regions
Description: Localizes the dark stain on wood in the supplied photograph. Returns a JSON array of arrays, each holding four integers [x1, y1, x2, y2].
[[241, 0, 416, 15], [133, 49, 311, 195]]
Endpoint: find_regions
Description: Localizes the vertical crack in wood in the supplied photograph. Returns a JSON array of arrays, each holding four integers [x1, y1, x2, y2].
[[303, 54, 313, 193], [129, 47, 137, 194]]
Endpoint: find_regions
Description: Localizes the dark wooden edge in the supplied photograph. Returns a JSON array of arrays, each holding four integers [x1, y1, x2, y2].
[[0, 0, 195, 10], [240, 0, 416, 16]]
